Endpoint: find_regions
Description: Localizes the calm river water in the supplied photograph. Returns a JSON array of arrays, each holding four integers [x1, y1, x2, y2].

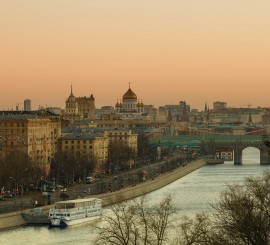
[[1, 147, 270, 245]]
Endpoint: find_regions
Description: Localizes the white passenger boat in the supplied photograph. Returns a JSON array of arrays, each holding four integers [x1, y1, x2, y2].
[[48, 197, 102, 228]]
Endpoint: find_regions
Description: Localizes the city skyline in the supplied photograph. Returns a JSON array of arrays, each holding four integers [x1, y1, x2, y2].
[[1, 1, 270, 110]]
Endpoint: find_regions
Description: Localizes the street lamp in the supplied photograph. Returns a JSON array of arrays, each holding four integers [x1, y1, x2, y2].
[[9, 177, 17, 198]]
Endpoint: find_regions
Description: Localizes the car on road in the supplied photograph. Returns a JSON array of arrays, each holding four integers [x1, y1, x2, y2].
[[60, 187, 67, 192], [47, 186, 55, 192], [86, 176, 94, 184]]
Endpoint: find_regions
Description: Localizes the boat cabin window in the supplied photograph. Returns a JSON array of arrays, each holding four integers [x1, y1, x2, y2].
[[56, 203, 75, 209]]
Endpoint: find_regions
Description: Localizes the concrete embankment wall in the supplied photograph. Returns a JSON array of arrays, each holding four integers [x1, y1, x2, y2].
[[101, 159, 206, 206], [0, 159, 206, 231]]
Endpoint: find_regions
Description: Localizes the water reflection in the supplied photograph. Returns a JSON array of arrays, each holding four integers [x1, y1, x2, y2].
[[2, 148, 270, 245]]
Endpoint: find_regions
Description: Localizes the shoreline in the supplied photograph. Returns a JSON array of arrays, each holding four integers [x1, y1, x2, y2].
[[0, 159, 206, 231], [100, 159, 206, 206]]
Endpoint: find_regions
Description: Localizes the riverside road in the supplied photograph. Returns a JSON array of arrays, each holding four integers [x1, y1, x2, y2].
[[0, 154, 190, 214]]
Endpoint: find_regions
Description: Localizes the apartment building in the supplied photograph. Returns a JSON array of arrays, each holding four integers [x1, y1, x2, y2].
[[0, 115, 61, 172], [61, 133, 109, 172]]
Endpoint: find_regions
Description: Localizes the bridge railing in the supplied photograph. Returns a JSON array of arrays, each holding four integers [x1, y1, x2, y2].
[[148, 135, 263, 146]]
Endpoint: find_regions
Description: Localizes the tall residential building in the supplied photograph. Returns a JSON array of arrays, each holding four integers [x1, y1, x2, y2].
[[0, 115, 61, 173], [24, 99, 31, 111], [179, 101, 189, 122], [64, 85, 95, 122]]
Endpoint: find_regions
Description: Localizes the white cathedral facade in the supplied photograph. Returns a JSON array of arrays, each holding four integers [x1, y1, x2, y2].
[[115, 85, 145, 119]]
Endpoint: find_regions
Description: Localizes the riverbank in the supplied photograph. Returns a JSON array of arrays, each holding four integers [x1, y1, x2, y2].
[[100, 159, 206, 206], [0, 159, 206, 231]]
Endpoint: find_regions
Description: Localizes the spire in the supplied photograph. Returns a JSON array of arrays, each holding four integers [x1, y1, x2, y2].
[[69, 84, 75, 98], [204, 102, 207, 113]]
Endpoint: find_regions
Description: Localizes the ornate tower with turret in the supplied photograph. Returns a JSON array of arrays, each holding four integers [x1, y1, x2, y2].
[[65, 85, 79, 115], [64, 85, 95, 122]]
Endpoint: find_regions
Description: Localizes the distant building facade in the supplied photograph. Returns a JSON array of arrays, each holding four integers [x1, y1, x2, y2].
[[24, 99, 31, 111], [61, 126, 138, 156], [213, 101, 227, 111], [115, 85, 145, 119], [100, 106, 115, 115], [102, 127, 138, 154], [64, 86, 95, 122], [61, 133, 109, 172], [46, 107, 62, 115], [0, 115, 61, 173]]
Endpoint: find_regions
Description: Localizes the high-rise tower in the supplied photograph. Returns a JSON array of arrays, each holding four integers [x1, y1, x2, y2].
[[24, 99, 31, 111]]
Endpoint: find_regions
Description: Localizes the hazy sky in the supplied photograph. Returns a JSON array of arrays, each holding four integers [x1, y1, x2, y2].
[[1, 0, 270, 110]]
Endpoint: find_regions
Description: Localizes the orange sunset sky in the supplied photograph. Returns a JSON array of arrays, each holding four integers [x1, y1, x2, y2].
[[1, 0, 270, 111]]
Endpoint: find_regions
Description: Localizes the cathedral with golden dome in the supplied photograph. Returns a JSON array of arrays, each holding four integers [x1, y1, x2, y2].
[[115, 84, 145, 119]]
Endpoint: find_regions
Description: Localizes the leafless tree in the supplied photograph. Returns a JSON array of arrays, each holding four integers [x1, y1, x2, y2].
[[0, 150, 42, 191], [94, 195, 174, 245], [53, 150, 96, 185], [213, 172, 270, 245], [172, 213, 229, 245], [109, 141, 136, 172], [173, 171, 270, 245]]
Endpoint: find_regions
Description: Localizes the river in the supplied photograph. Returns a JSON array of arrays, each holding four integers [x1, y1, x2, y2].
[[1, 147, 270, 245]]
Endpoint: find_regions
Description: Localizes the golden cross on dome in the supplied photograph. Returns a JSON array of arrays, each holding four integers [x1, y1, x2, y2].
[[129, 82, 131, 88]]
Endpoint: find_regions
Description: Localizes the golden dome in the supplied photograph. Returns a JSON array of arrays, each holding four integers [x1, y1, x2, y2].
[[123, 86, 137, 100], [115, 99, 120, 107]]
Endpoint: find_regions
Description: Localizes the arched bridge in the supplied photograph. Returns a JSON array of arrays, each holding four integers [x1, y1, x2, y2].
[[149, 135, 270, 164]]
